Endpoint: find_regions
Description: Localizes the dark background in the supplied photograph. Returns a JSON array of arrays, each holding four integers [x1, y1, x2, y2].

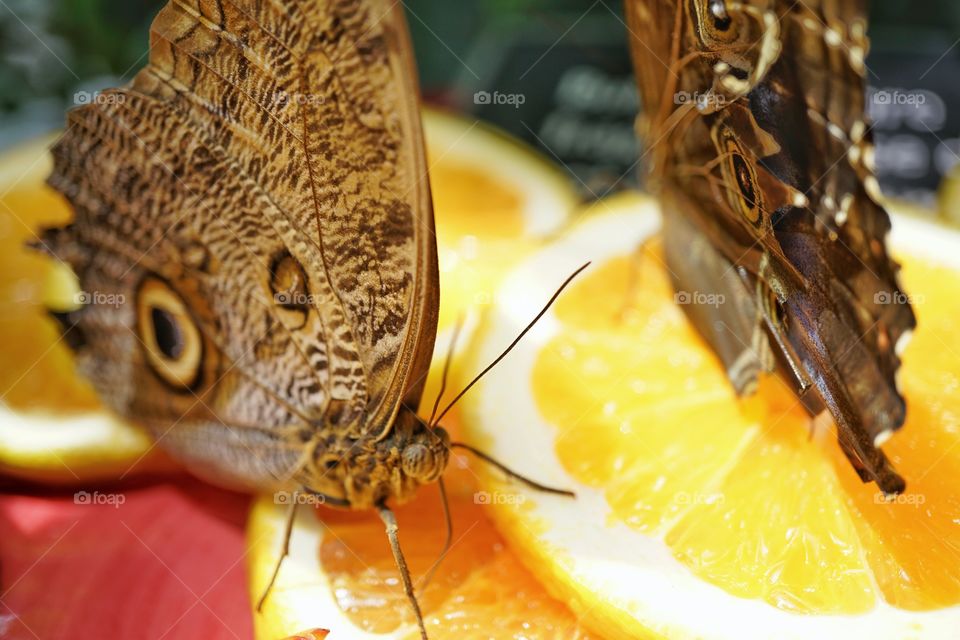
[[2, 0, 959, 206]]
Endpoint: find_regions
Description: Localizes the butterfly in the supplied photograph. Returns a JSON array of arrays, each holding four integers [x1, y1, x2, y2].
[[624, 0, 916, 495], [38, 1, 577, 637]]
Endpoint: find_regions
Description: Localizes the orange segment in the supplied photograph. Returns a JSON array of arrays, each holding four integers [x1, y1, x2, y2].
[[539, 233, 960, 614], [0, 137, 98, 412], [666, 378, 876, 615], [540, 249, 876, 614], [0, 137, 161, 483], [0, 137, 160, 484], [830, 257, 960, 611], [537, 255, 753, 533], [320, 462, 595, 638], [461, 195, 960, 639], [424, 110, 576, 338], [248, 424, 597, 640], [430, 154, 531, 337]]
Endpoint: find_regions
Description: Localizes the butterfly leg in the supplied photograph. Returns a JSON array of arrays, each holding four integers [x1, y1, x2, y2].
[[377, 501, 428, 640], [256, 488, 351, 613], [416, 476, 452, 592], [256, 495, 299, 613]]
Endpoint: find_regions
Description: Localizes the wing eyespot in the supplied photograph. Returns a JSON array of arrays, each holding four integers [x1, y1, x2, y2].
[[689, 0, 741, 46], [709, 0, 731, 31], [269, 249, 311, 330], [713, 124, 763, 226], [727, 149, 762, 225], [137, 277, 203, 390]]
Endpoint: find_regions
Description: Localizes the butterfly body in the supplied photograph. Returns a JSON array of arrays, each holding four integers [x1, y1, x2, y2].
[[626, 0, 915, 494], [42, 0, 446, 510]]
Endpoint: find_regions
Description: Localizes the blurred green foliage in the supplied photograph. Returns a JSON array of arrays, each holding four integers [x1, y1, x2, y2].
[[0, 0, 153, 111], [2, 0, 960, 140], [0, 0, 611, 114]]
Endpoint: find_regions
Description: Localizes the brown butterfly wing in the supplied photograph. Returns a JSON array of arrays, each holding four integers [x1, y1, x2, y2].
[[627, 0, 915, 494], [44, 0, 436, 491]]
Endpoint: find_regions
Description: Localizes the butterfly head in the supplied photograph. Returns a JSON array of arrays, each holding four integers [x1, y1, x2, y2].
[[399, 427, 450, 485], [311, 406, 450, 509], [391, 404, 452, 489]]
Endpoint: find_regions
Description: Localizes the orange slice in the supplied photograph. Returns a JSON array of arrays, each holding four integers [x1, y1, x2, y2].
[[248, 453, 597, 639], [425, 109, 577, 355], [461, 192, 960, 639]]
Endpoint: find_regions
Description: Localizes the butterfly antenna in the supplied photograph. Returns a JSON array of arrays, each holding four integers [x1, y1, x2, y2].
[[428, 314, 465, 428], [256, 494, 299, 613], [449, 442, 574, 497], [417, 476, 453, 591], [432, 262, 591, 427]]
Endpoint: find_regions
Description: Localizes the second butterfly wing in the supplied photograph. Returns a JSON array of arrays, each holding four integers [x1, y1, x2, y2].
[[625, 0, 915, 494]]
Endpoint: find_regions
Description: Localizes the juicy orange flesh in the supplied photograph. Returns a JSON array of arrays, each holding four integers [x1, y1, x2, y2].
[[0, 180, 99, 412], [429, 157, 535, 333], [317, 428, 596, 639], [533, 243, 960, 614]]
